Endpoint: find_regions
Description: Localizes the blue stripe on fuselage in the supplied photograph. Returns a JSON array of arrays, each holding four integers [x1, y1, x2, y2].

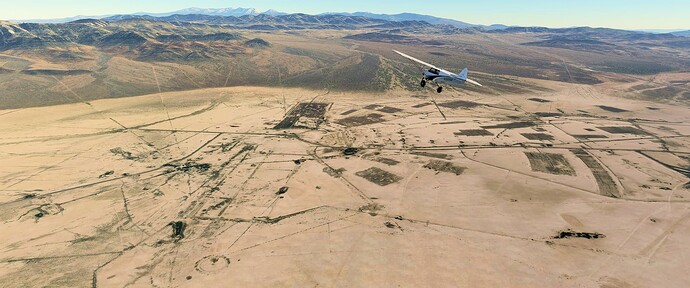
[[428, 76, 466, 86]]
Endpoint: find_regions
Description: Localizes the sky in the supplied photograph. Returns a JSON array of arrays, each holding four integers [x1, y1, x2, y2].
[[2, 0, 689, 30]]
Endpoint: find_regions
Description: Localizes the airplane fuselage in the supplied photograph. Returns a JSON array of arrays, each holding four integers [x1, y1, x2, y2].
[[393, 50, 480, 93], [423, 69, 466, 87]]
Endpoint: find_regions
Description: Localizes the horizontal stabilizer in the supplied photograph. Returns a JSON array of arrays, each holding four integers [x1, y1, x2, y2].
[[466, 78, 482, 87]]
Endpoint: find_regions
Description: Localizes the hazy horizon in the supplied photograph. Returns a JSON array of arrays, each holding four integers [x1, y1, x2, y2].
[[2, 0, 689, 30]]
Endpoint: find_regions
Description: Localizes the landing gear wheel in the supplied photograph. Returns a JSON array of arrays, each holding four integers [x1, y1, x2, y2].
[[437, 86, 443, 93], [420, 79, 426, 87]]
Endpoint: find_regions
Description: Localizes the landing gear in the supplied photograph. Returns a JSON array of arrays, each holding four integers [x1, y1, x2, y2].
[[436, 86, 443, 93], [420, 79, 426, 87]]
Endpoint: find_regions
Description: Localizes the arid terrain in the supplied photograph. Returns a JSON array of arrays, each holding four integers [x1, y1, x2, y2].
[[1, 77, 690, 287], [1, 13, 690, 288], [2, 14, 690, 109]]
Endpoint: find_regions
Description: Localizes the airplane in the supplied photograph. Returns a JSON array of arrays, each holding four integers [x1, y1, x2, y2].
[[393, 50, 482, 93]]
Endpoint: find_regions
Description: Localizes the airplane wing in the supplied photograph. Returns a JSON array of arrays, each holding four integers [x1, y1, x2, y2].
[[393, 50, 441, 71]]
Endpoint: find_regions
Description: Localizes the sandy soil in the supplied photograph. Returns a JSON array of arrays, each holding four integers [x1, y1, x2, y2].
[[1, 79, 690, 287]]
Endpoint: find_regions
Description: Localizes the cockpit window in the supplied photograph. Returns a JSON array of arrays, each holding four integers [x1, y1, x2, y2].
[[428, 68, 440, 75]]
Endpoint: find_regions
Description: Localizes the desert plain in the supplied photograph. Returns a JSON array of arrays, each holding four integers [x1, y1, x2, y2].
[[2, 13, 690, 287], [1, 75, 690, 287]]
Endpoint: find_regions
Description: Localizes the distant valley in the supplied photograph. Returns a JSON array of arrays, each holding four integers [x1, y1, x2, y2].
[[1, 12, 689, 109]]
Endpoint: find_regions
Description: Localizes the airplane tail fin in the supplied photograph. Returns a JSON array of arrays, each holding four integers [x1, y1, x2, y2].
[[458, 68, 468, 80], [459, 68, 483, 86]]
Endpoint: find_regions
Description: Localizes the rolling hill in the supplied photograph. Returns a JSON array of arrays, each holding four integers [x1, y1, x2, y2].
[[1, 13, 689, 109]]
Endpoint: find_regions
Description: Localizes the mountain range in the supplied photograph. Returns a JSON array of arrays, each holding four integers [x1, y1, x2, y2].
[[320, 12, 477, 29], [9, 7, 493, 29], [147, 7, 287, 17], [9, 7, 283, 23], [1, 8, 689, 109], [9, 7, 686, 33]]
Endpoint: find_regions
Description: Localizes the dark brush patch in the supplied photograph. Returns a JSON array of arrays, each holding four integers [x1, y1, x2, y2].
[[454, 129, 494, 136], [423, 160, 465, 175], [412, 103, 432, 108], [438, 100, 481, 109], [482, 121, 537, 129], [525, 152, 576, 176], [521, 133, 555, 141], [598, 126, 648, 135], [597, 105, 629, 113], [534, 112, 562, 117], [377, 106, 403, 113], [355, 167, 402, 186], [574, 135, 608, 139], [336, 113, 385, 127], [554, 230, 605, 239]]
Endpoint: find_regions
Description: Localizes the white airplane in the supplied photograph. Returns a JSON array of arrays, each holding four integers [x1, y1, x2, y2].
[[393, 50, 482, 93]]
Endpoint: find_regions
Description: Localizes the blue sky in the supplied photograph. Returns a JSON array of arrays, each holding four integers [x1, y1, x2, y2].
[[3, 0, 689, 29]]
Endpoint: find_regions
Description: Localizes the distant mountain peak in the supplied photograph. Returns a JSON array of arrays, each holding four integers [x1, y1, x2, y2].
[[263, 9, 287, 16], [170, 7, 262, 16]]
